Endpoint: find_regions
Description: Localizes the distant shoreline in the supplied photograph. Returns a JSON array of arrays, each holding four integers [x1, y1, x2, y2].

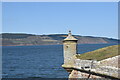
[[1, 43, 118, 47], [1, 33, 119, 46]]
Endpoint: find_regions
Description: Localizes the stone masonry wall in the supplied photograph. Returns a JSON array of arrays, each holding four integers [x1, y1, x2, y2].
[[69, 55, 120, 79]]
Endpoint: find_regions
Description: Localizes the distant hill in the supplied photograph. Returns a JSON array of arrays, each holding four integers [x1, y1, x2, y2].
[[76, 45, 120, 61], [1, 33, 119, 46]]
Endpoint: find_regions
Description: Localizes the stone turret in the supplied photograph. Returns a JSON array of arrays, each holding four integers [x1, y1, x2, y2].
[[62, 31, 78, 73]]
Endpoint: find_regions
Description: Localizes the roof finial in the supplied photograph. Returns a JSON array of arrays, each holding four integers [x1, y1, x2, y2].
[[69, 30, 71, 33], [68, 30, 72, 36], [64, 30, 78, 41]]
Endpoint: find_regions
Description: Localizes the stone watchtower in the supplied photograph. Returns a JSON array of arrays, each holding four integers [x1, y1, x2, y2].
[[62, 31, 78, 72]]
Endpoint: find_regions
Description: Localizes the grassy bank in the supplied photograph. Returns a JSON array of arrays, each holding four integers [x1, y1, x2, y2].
[[76, 45, 119, 61]]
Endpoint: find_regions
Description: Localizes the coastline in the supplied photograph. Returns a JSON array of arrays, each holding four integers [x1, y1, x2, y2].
[[1, 43, 117, 47]]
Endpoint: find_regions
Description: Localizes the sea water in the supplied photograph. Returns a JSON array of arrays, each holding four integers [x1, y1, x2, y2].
[[2, 44, 116, 78]]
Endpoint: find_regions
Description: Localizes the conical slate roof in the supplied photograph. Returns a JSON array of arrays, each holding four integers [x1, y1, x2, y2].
[[64, 31, 78, 41]]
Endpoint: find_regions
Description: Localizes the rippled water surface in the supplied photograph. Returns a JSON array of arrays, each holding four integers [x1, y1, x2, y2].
[[2, 44, 116, 78]]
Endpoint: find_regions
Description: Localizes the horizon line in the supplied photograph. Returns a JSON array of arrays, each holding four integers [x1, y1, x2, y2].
[[1, 32, 118, 39]]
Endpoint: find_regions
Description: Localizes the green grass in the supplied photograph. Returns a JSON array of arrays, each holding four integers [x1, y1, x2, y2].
[[76, 45, 119, 61]]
